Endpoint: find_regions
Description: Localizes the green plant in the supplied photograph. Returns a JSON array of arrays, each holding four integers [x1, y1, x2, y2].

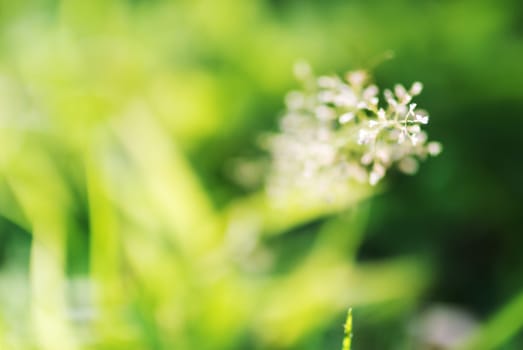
[[0, 2, 448, 349], [342, 308, 353, 350]]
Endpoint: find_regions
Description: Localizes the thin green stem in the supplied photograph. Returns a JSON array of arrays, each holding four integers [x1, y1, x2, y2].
[[342, 308, 353, 350]]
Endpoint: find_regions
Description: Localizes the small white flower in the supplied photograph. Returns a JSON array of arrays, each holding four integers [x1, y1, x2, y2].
[[396, 104, 407, 116], [369, 171, 381, 186], [358, 129, 375, 145], [427, 141, 442, 155], [377, 108, 386, 121], [411, 133, 419, 146], [373, 162, 386, 177], [369, 163, 386, 186], [358, 129, 369, 144], [384, 89, 397, 106], [410, 81, 423, 96], [376, 148, 390, 163], [346, 70, 367, 87], [417, 131, 428, 144], [409, 125, 421, 133], [339, 112, 355, 124], [398, 157, 419, 174], [415, 114, 429, 124], [395, 84, 408, 100], [363, 85, 379, 100]]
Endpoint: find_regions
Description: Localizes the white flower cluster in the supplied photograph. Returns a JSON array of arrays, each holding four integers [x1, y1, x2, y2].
[[267, 62, 441, 195]]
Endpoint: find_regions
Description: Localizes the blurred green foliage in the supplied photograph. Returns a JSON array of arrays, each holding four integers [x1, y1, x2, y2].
[[0, 0, 522, 349]]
